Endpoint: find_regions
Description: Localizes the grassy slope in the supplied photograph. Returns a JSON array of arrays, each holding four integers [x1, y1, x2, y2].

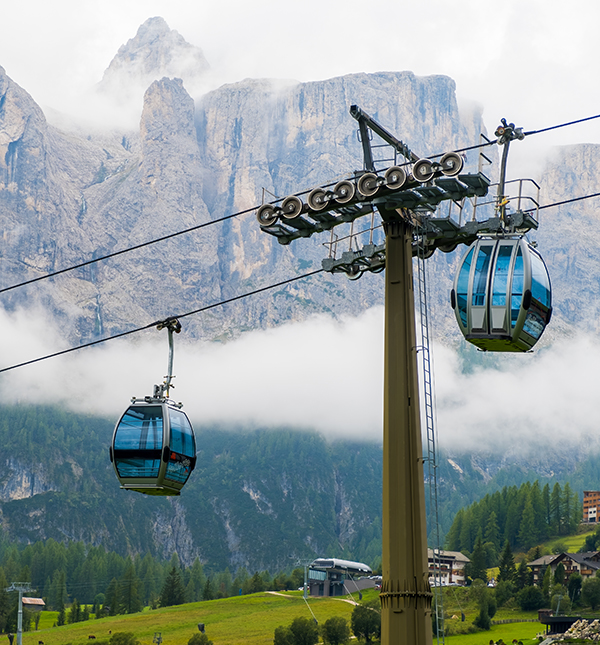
[[25, 530, 600, 645], [25, 592, 356, 645], [545, 528, 596, 553]]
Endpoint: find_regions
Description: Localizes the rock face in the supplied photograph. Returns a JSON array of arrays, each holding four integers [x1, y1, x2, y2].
[[0, 52, 485, 346], [536, 144, 600, 338]]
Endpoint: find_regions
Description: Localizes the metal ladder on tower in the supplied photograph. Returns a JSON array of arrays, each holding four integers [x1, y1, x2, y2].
[[415, 228, 445, 644]]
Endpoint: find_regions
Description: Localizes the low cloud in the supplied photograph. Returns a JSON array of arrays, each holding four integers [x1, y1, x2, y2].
[[0, 306, 385, 439], [434, 336, 600, 454], [1, 305, 598, 454]]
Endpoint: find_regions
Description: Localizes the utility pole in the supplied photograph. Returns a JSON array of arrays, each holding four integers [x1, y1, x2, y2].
[[6, 583, 33, 645]]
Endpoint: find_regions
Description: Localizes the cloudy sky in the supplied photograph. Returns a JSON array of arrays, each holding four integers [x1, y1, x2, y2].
[[1, 0, 599, 452], [2, 0, 600, 165]]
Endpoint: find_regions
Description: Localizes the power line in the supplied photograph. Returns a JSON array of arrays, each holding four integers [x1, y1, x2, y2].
[[0, 269, 323, 375], [524, 112, 600, 137], [537, 191, 600, 210], [0, 207, 256, 296]]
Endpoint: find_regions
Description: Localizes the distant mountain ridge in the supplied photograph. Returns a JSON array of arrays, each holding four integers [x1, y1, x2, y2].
[[1, 18, 597, 353]]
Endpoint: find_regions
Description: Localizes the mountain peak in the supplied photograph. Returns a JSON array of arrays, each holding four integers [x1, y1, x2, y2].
[[97, 17, 209, 103], [135, 16, 171, 40]]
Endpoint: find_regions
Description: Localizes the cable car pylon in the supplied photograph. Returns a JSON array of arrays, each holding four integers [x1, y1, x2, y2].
[[256, 105, 551, 645]]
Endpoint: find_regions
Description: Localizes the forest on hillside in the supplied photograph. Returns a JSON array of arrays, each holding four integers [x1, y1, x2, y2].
[[0, 404, 383, 572], [445, 480, 581, 561]]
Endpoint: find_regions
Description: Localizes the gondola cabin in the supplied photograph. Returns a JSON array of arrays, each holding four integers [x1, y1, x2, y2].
[[451, 237, 552, 352], [109, 400, 197, 495]]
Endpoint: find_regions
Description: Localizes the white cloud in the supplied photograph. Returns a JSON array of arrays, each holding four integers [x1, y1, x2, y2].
[[0, 306, 385, 439], [433, 336, 600, 454], [2, 0, 600, 178], [1, 304, 598, 454]]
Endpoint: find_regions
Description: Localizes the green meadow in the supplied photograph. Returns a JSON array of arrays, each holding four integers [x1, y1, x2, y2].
[[24, 592, 357, 645], [20, 527, 600, 644], [21, 588, 549, 645]]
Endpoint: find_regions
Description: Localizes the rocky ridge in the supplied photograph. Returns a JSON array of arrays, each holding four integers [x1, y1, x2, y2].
[[0, 26, 487, 347]]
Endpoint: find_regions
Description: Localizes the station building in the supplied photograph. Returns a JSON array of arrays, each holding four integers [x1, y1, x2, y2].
[[308, 558, 375, 597]]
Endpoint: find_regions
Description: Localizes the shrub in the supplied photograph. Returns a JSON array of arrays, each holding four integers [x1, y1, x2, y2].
[[187, 634, 213, 645], [351, 604, 381, 643], [273, 626, 292, 645], [289, 617, 319, 645], [495, 580, 515, 607], [517, 586, 545, 611], [109, 633, 140, 645], [322, 616, 350, 645]]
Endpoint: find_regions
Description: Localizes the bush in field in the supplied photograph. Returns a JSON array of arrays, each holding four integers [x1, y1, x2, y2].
[[187, 634, 213, 645], [109, 633, 140, 645], [322, 616, 350, 645], [517, 585, 545, 611], [273, 617, 319, 645], [351, 603, 381, 643]]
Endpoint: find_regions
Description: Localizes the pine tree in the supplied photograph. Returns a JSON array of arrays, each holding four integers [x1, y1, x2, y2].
[[542, 564, 552, 603], [515, 560, 532, 591], [119, 564, 143, 614], [518, 498, 538, 550], [185, 558, 206, 602], [530, 482, 547, 542], [214, 568, 232, 599], [543, 483, 551, 526], [468, 533, 488, 583], [551, 483, 563, 534], [459, 508, 474, 553], [554, 562, 566, 586], [0, 567, 11, 633], [445, 509, 464, 551], [105, 578, 120, 616], [68, 598, 81, 624], [159, 566, 186, 607], [248, 572, 265, 594], [202, 578, 214, 601], [484, 511, 500, 550], [50, 569, 67, 612], [497, 541, 517, 584]]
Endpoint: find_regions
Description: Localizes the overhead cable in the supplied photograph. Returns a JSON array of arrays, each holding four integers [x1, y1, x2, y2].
[[524, 113, 600, 137], [536, 191, 600, 210], [0, 207, 255, 295], [0, 269, 323, 375]]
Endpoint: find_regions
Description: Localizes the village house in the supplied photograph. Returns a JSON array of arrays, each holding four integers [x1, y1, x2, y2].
[[427, 549, 470, 586], [529, 552, 600, 583]]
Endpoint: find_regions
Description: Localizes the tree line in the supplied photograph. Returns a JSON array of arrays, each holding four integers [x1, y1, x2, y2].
[[445, 480, 581, 559], [0, 536, 307, 632]]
